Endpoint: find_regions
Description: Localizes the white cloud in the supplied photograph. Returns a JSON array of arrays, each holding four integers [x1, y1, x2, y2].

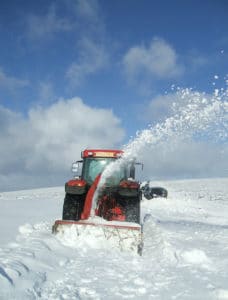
[[64, 0, 108, 87], [38, 81, 55, 104], [140, 139, 228, 180], [75, 0, 100, 21], [0, 68, 29, 92], [27, 4, 72, 40], [68, 0, 104, 35], [145, 93, 177, 123], [190, 55, 208, 69], [26, 0, 103, 41], [0, 98, 125, 191], [25, 1, 108, 87], [66, 37, 108, 87], [185, 49, 209, 71], [123, 37, 184, 83]]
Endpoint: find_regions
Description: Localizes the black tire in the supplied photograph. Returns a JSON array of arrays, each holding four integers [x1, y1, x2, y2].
[[127, 197, 140, 224], [150, 187, 168, 198], [143, 184, 153, 200], [120, 193, 141, 224], [143, 187, 168, 199], [62, 193, 85, 221]]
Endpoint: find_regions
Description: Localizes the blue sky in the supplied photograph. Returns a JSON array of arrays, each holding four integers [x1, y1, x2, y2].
[[0, 0, 227, 190]]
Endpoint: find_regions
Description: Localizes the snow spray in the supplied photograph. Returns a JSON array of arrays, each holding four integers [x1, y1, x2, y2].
[[94, 81, 228, 202]]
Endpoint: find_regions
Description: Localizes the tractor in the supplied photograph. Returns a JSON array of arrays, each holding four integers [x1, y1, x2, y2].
[[53, 149, 143, 253]]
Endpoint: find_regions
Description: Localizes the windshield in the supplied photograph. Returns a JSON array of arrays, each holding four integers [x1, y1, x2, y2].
[[82, 158, 126, 185]]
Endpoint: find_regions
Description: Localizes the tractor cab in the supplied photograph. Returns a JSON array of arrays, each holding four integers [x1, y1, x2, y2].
[[71, 149, 136, 186]]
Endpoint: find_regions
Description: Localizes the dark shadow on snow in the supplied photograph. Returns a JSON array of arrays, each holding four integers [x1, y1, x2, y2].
[[0, 266, 14, 285]]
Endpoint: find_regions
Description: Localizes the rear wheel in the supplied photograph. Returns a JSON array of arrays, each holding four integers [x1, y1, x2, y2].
[[62, 193, 85, 221]]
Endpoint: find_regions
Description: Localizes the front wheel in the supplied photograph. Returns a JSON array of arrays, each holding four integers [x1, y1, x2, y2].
[[118, 193, 141, 224], [125, 196, 140, 224], [62, 193, 85, 221]]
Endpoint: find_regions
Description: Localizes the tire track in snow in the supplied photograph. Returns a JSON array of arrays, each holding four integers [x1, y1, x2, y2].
[[0, 216, 178, 300], [0, 222, 63, 299]]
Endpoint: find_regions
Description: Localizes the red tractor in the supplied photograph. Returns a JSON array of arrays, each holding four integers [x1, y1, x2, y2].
[[53, 149, 143, 253]]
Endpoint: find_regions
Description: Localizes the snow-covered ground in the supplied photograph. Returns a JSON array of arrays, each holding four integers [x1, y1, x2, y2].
[[0, 178, 228, 299]]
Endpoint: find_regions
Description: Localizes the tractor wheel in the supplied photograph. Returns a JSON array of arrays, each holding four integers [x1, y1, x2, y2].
[[124, 195, 141, 224], [62, 193, 85, 221]]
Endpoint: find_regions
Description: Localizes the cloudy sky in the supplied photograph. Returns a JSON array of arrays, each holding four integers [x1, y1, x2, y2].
[[0, 0, 227, 191]]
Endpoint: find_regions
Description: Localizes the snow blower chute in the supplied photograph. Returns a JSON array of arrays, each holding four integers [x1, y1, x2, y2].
[[53, 149, 143, 254]]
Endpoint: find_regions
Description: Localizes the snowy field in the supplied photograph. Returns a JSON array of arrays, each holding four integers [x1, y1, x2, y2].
[[0, 177, 228, 300]]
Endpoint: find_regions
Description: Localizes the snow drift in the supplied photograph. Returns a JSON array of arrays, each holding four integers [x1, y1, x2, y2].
[[0, 178, 228, 299]]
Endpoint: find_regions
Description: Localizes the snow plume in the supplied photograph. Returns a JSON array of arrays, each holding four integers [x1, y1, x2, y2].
[[98, 83, 228, 189], [124, 86, 228, 157]]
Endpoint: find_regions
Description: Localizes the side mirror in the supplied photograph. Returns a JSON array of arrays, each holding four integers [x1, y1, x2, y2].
[[72, 160, 83, 176], [135, 162, 144, 170], [129, 164, 135, 179], [128, 161, 143, 179]]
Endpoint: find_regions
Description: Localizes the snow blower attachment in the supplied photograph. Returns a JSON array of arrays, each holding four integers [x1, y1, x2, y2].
[[53, 149, 143, 254]]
